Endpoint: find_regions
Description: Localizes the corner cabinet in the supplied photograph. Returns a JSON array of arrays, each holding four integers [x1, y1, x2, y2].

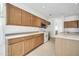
[[8, 33, 44, 56]]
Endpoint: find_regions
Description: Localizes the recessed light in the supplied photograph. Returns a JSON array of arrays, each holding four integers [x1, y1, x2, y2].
[[42, 6, 46, 8], [74, 3, 78, 5]]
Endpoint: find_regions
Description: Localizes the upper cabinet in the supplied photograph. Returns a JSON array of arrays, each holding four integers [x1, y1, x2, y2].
[[77, 20, 79, 28], [32, 15, 42, 27], [64, 20, 78, 28], [6, 3, 50, 28], [6, 4, 22, 25], [21, 10, 32, 26]]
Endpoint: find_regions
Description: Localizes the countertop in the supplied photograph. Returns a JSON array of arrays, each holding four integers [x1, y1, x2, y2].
[[54, 32, 79, 40], [6, 32, 44, 39]]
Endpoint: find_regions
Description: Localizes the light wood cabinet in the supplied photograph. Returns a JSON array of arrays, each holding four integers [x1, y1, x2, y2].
[[8, 45, 12, 56], [8, 33, 44, 56], [64, 21, 68, 28], [31, 34, 44, 48], [77, 20, 79, 28], [6, 3, 50, 27], [6, 3, 22, 25], [24, 38, 32, 54], [36, 35, 44, 46], [11, 41, 24, 56], [21, 10, 32, 26], [6, 4, 14, 25], [55, 38, 79, 56], [32, 15, 42, 27], [64, 21, 78, 28]]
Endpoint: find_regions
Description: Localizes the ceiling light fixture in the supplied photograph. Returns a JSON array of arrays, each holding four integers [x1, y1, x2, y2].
[[42, 6, 46, 8], [74, 3, 78, 5]]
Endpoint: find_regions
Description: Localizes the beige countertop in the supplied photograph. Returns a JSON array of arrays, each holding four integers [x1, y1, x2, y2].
[[54, 32, 79, 40], [6, 32, 44, 39]]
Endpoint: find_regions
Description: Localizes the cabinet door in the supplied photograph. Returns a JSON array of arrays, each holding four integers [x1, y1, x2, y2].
[[22, 10, 32, 26], [36, 35, 44, 46], [14, 6, 22, 25], [55, 39, 64, 56], [6, 4, 15, 25], [64, 21, 77, 28], [6, 4, 22, 25], [32, 15, 41, 27], [24, 39, 32, 54], [8, 45, 12, 56], [32, 34, 44, 48], [70, 21, 77, 28], [64, 22, 68, 28], [77, 20, 79, 28], [11, 41, 24, 56]]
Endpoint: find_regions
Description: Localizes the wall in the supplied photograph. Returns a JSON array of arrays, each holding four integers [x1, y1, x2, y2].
[[64, 16, 79, 21], [48, 17, 64, 37], [5, 25, 40, 34], [0, 3, 6, 56], [48, 15, 79, 38]]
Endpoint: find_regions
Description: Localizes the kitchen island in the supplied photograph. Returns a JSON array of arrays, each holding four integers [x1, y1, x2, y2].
[[54, 33, 79, 56]]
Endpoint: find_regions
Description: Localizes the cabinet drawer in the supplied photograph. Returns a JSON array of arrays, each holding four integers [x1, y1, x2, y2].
[[8, 37, 24, 45]]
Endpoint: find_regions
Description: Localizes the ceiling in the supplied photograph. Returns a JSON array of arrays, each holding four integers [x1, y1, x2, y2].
[[25, 3, 79, 19]]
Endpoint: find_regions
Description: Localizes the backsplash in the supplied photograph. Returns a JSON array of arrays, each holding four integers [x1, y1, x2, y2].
[[5, 25, 40, 34], [64, 28, 79, 32]]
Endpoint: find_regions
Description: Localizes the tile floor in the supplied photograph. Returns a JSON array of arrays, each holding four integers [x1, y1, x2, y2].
[[27, 39, 55, 56]]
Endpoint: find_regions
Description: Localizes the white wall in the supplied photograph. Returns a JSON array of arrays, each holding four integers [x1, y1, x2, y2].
[[5, 25, 40, 34], [0, 3, 6, 56], [48, 15, 79, 38], [64, 15, 79, 21], [48, 17, 64, 37]]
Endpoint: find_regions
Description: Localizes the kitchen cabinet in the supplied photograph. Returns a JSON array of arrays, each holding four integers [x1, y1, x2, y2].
[[64, 21, 78, 28], [77, 20, 79, 28], [64, 21, 68, 28], [8, 45, 12, 56], [36, 34, 44, 46], [8, 33, 44, 56], [6, 3, 50, 27], [21, 10, 32, 26], [55, 38, 63, 55], [42, 19, 50, 25], [32, 15, 42, 27], [10, 41, 24, 56], [55, 38, 79, 56], [24, 38, 32, 54], [6, 3, 22, 25]]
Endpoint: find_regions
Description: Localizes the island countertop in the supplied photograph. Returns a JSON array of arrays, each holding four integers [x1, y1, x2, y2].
[[54, 32, 79, 40], [6, 32, 44, 39]]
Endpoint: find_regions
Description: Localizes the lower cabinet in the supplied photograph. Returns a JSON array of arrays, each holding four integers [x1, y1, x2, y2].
[[10, 41, 25, 56], [8, 33, 44, 56], [24, 39, 32, 54], [55, 38, 79, 56]]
